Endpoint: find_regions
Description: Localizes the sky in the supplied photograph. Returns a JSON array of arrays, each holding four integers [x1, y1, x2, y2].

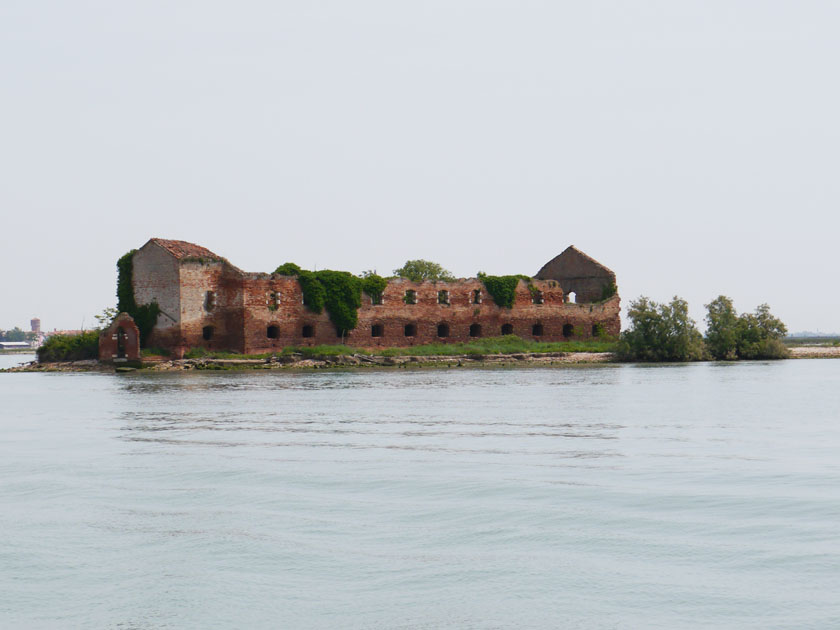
[[2, 1, 838, 334]]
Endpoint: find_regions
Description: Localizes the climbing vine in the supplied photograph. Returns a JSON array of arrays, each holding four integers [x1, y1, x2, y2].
[[478, 273, 531, 308], [274, 264, 364, 335], [116, 250, 160, 346]]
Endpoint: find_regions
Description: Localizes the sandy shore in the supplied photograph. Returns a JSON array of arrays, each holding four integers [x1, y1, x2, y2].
[[789, 346, 840, 359]]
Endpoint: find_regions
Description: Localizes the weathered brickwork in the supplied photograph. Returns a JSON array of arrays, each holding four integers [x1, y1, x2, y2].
[[130, 238, 620, 356], [98, 313, 141, 362]]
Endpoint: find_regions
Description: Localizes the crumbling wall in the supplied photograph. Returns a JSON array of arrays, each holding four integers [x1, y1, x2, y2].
[[178, 260, 245, 353], [535, 246, 617, 304], [132, 242, 181, 348]]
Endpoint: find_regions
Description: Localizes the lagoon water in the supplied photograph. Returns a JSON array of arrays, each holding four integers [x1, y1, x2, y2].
[[1, 359, 839, 629]]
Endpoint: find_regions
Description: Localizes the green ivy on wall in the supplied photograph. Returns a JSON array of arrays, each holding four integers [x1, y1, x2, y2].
[[116, 250, 160, 346]]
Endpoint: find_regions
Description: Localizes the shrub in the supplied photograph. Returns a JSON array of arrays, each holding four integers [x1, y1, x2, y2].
[[616, 296, 707, 362], [37, 331, 100, 362], [361, 272, 387, 304]]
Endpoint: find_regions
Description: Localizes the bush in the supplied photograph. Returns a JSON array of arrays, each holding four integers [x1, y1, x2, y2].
[[37, 331, 100, 362], [616, 296, 707, 362]]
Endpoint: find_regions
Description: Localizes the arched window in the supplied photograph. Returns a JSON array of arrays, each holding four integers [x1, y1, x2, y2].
[[532, 323, 544, 336], [302, 324, 314, 338], [563, 324, 574, 338], [267, 325, 280, 339], [567, 291, 576, 304], [469, 323, 482, 337], [437, 323, 450, 338], [404, 323, 417, 337], [202, 326, 214, 341], [501, 323, 513, 335]]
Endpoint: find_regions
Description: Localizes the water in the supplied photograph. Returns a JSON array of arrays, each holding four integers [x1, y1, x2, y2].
[[1, 361, 839, 629]]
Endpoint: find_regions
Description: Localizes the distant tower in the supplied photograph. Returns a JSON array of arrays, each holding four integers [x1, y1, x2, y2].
[[31, 318, 41, 333]]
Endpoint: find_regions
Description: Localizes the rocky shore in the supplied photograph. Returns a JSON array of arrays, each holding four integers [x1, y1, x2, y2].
[[4, 346, 836, 373], [3, 351, 613, 372]]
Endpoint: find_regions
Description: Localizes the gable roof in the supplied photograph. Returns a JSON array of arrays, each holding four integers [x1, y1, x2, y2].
[[149, 238, 224, 261], [536, 245, 615, 279]]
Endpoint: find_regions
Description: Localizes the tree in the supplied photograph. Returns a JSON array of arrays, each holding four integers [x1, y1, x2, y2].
[[705, 295, 739, 359], [616, 296, 707, 362], [736, 304, 788, 359], [2, 327, 26, 342], [393, 259, 455, 283], [704, 298, 789, 360], [94, 307, 119, 328]]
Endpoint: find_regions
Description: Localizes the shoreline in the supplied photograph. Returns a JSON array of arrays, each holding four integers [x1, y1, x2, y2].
[[2, 345, 838, 372]]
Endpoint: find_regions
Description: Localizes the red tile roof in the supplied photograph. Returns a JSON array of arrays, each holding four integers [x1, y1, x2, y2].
[[150, 238, 223, 261]]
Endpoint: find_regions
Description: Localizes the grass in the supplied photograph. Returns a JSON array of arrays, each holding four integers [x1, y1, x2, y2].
[[181, 336, 616, 360]]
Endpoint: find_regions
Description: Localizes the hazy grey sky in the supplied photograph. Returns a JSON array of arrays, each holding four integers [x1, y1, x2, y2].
[[2, 1, 838, 333]]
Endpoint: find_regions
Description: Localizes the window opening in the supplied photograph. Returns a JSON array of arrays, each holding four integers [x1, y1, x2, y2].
[[469, 323, 481, 338], [501, 323, 513, 335], [371, 324, 384, 337], [204, 291, 216, 311], [531, 290, 544, 304], [404, 290, 417, 305], [532, 323, 544, 336], [116, 328, 127, 358], [437, 323, 450, 338], [202, 326, 214, 341], [567, 291, 576, 304], [404, 323, 417, 337], [371, 293, 383, 306], [563, 323, 574, 338], [267, 325, 280, 339], [472, 289, 482, 304], [438, 290, 450, 305], [302, 324, 314, 338]]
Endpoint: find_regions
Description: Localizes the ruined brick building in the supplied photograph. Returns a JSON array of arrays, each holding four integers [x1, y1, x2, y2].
[[114, 238, 620, 357]]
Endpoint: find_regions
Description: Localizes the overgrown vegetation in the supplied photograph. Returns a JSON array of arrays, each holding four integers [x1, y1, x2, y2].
[[616, 296, 708, 362], [274, 264, 364, 336], [361, 272, 387, 304], [393, 259, 455, 283], [705, 296, 789, 360], [116, 251, 160, 345], [37, 331, 100, 362], [477, 273, 531, 308], [600, 282, 618, 301]]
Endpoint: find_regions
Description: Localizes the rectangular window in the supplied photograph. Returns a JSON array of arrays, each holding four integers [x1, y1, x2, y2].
[[204, 291, 215, 311], [438, 290, 450, 305], [404, 290, 417, 305]]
